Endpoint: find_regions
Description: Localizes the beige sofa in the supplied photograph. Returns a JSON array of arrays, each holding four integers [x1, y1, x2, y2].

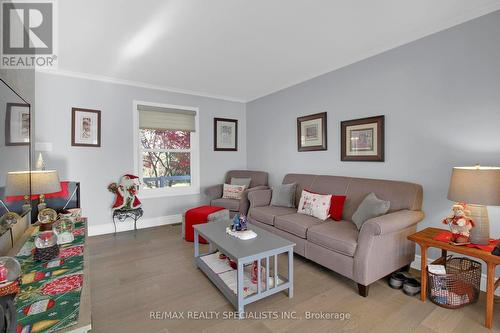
[[247, 173, 424, 296], [205, 170, 268, 216]]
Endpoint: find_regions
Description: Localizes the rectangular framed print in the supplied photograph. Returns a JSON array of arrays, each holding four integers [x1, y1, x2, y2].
[[71, 108, 101, 147], [5, 103, 30, 146], [214, 118, 238, 151], [297, 112, 327, 151], [341, 115, 384, 161]]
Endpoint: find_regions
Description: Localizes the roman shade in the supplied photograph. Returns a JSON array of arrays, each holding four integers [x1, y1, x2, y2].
[[138, 104, 196, 132]]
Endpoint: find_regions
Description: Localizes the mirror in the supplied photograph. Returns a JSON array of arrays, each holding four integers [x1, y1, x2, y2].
[[0, 78, 32, 231]]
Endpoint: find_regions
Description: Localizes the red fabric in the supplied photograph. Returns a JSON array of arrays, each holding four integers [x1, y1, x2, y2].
[[112, 193, 124, 209], [5, 181, 69, 202], [304, 189, 346, 221], [433, 230, 500, 252], [184, 205, 225, 244]]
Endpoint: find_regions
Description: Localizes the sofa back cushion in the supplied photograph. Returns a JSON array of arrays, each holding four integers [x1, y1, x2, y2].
[[281, 173, 423, 221], [225, 170, 268, 188]]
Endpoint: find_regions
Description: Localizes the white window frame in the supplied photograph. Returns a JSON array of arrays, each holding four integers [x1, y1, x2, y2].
[[133, 100, 200, 198]]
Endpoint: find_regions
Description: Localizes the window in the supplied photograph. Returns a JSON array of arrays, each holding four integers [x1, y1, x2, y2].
[[134, 102, 199, 197]]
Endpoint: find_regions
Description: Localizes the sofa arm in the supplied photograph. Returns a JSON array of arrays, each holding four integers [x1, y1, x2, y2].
[[353, 209, 425, 286], [360, 210, 425, 237], [205, 184, 223, 200], [248, 189, 272, 208]]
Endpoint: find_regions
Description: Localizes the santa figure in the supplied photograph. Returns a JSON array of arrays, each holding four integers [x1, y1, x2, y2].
[[108, 174, 142, 210], [442, 203, 475, 243]]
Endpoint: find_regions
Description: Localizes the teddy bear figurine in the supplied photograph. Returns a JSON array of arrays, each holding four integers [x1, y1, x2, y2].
[[442, 203, 475, 244]]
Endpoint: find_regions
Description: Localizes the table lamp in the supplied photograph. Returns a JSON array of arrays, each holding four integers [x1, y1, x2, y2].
[[31, 170, 61, 211], [5, 171, 31, 212], [5, 171, 61, 212], [447, 165, 500, 245]]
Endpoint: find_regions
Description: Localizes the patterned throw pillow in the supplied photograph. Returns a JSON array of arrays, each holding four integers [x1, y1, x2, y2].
[[297, 190, 332, 221], [222, 184, 246, 200], [304, 189, 346, 221]]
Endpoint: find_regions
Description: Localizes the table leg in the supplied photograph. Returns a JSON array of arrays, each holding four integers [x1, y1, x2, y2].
[[237, 261, 244, 319], [441, 249, 447, 259], [420, 245, 427, 302], [288, 249, 294, 298], [486, 262, 495, 329], [194, 229, 199, 262]]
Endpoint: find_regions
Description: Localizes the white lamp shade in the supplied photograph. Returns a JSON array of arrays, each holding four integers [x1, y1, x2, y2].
[[447, 166, 500, 206], [5, 172, 30, 196], [5, 170, 61, 196]]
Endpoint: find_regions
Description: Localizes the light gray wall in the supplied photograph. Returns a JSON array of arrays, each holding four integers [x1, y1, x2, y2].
[[0, 82, 30, 186], [35, 72, 246, 231], [247, 10, 500, 254]]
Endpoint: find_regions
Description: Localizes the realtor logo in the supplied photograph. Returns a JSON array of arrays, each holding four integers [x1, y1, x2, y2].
[[1, 0, 57, 68]]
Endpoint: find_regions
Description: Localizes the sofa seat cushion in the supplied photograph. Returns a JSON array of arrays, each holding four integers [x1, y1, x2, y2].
[[307, 221, 359, 257], [274, 213, 323, 239], [249, 206, 297, 225], [211, 198, 240, 212]]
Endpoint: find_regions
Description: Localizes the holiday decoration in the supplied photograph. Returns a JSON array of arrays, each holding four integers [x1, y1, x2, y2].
[[108, 174, 142, 210], [227, 213, 257, 240], [442, 203, 475, 244], [231, 214, 248, 231], [53, 218, 75, 245], [15, 219, 87, 333], [0, 257, 21, 284]]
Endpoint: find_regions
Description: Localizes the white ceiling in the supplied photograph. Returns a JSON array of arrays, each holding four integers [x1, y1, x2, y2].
[[51, 0, 500, 102]]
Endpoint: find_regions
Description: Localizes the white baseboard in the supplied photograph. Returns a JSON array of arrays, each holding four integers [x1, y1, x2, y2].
[[411, 254, 500, 296], [88, 214, 182, 236]]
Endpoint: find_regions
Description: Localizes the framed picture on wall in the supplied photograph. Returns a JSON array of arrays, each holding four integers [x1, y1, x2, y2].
[[297, 112, 327, 151], [341, 115, 384, 161], [71, 107, 101, 147], [5, 103, 30, 146], [214, 118, 238, 151]]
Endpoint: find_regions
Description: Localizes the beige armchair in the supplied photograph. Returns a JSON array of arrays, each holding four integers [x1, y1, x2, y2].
[[205, 170, 268, 216]]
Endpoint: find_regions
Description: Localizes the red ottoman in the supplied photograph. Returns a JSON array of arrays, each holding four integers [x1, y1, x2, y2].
[[184, 206, 228, 244]]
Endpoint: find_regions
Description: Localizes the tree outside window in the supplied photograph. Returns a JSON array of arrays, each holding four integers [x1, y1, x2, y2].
[[140, 129, 192, 188]]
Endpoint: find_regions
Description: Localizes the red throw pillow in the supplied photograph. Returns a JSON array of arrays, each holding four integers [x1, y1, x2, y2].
[[304, 189, 346, 221]]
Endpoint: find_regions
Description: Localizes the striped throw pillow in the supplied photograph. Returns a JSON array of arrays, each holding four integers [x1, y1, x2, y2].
[[222, 184, 246, 200]]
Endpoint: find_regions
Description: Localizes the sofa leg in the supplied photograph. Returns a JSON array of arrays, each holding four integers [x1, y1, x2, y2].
[[357, 284, 369, 297]]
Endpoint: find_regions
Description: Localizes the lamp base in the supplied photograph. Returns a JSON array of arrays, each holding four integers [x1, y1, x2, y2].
[[469, 204, 490, 245], [37, 194, 47, 212]]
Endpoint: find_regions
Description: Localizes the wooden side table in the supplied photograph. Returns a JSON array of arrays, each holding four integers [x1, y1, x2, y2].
[[408, 227, 500, 329]]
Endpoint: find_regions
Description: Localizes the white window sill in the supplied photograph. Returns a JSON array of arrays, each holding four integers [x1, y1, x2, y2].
[[139, 188, 200, 199]]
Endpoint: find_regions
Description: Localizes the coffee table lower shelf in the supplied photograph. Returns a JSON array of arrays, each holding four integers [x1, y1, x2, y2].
[[193, 224, 294, 318], [195, 254, 290, 315]]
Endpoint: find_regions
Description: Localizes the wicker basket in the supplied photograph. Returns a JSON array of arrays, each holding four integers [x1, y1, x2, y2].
[[427, 256, 481, 309]]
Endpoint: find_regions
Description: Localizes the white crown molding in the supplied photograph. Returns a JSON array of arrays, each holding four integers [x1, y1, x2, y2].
[[35, 68, 247, 104], [247, 2, 500, 102]]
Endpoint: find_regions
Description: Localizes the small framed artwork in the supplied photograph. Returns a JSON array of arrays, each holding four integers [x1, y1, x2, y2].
[[71, 107, 101, 147], [297, 112, 327, 151], [214, 118, 238, 151], [5, 103, 30, 146], [341, 115, 384, 161]]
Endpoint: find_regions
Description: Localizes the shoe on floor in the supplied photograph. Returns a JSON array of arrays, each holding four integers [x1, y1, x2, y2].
[[402, 278, 421, 296], [389, 272, 407, 289]]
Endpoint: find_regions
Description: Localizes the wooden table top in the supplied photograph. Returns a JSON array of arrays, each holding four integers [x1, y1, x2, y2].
[[408, 227, 500, 265]]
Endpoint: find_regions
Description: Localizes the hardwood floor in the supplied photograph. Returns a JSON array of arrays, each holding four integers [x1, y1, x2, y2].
[[87, 225, 500, 333]]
